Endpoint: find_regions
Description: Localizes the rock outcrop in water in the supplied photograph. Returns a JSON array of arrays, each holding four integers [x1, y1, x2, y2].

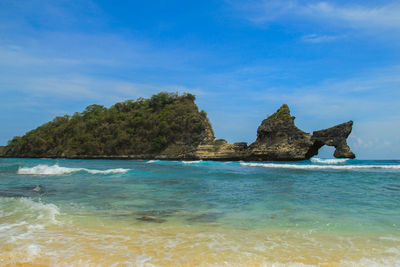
[[194, 104, 355, 161], [307, 121, 355, 159], [249, 105, 355, 160], [247, 104, 314, 161], [0, 93, 355, 161], [137, 216, 166, 223]]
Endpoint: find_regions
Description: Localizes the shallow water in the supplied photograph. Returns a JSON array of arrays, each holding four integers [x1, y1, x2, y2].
[[0, 158, 399, 266]]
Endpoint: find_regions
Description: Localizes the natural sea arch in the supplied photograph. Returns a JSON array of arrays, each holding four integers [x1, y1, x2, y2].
[[313, 145, 336, 158]]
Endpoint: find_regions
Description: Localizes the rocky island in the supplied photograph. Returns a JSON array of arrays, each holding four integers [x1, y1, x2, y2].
[[0, 92, 355, 161]]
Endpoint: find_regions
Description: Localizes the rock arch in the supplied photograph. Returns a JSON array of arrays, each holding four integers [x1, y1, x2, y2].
[[306, 121, 355, 159]]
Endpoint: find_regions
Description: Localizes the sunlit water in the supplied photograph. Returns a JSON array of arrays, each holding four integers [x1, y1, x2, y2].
[[0, 158, 399, 266]]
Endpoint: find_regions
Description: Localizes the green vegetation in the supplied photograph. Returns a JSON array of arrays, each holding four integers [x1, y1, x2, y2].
[[3, 92, 213, 158], [264, 104, 292, 123]]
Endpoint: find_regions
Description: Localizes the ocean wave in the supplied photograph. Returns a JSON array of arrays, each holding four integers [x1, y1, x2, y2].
[[0, 197, 60, 226], [182, 160, 203, 164], [0, 197, 60, 264], [17, 164, 130, 175], [146, 160, 159, 163], [240, 162, 400, 170], [311, 158, 349, 164]]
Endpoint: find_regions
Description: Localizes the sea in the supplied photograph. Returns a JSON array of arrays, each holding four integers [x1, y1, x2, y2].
[[0, 157, 399, 266]]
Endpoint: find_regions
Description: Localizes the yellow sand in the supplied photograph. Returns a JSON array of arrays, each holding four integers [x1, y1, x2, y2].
[[1, 216, 399, 266]]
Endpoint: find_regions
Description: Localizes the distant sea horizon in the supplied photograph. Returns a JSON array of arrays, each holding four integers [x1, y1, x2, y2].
[[1, 157, 399, 266]]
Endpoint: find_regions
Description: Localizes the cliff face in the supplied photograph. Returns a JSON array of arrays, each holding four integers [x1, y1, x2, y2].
[[247, 105, 355, 160], [247, 104, 314, 161], [193, 104, 355, 161], [1, 93, 355, 161], [194, 140, 248, 160], [307, 121, 355, 159]]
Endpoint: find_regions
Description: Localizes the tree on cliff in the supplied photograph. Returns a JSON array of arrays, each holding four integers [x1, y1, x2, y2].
[[4, 92, 213, 157]]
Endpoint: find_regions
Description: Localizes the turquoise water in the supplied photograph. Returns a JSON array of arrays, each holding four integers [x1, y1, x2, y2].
[[1, 158, 400, 265]]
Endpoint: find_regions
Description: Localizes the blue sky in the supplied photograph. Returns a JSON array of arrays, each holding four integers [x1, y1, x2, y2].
[[1, 0, 400, 159]]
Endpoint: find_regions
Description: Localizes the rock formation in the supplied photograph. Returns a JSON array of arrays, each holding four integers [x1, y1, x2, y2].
[[194, 139, 248, 160], [247, 104, 313, 161], [0, 92, 355, 161], [307, 121, 355, 159], [192, 104, 355, 161], [137, 216, 166, 223]]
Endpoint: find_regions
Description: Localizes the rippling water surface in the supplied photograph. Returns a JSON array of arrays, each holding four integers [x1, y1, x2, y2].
[[0, 158, 399, 266]]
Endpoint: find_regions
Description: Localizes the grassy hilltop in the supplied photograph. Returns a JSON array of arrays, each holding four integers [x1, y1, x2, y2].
[[3, 92, 214, 158]]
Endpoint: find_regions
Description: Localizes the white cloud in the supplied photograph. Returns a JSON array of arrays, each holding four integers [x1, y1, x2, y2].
[[0, 29, 210, 106], [252, 70, 400, 124], [348, 119, 400, 159], [304, 2, 400, 30], [1, 74, 201, 105], [301, 33, 343, 43], [230, 0, 400, 32], [0, 45, 105, 67]]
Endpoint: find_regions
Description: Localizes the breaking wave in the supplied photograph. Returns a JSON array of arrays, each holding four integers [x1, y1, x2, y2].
[[311, 158, 349, 164], [0, 197, 60, 264], [0, 197, 60, 231], [182, 160, 203, 164], [240, 162, 400, 170], [17, 164, 130, 175]]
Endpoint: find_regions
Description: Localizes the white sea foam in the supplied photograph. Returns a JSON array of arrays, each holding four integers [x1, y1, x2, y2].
[[17, 164, 129, 175], [265, 259, 400, 267], [240, 162, 400, 170], [0, 197, 61, 249], [2, 197, 61, 224], [147, 160, 159, 163], [339, 257, 400, 267], [182, 160, 202, 164], [311, 157, 349, 164], [25, 244, 42, 259], [380, 236, 400, 242], [134, 255, 156, 266]]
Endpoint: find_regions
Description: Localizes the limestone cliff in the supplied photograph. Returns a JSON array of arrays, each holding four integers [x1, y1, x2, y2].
[[247, 104, 313, 161], [191, 104, 355, 161], [195, 139, 248, 160], [199, 115, 216, 144], [307, 121, 355, 159]]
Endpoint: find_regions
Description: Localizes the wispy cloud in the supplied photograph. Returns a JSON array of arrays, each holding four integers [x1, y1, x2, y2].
[[301, 34, 343, 43], [0, 44, 113, 67], [1, 73, 202, 105], [229, 0, 400, 32], [0, 0, 103, 32], [304, 2, 400, 30], [0, 30, 210, 105], [252, 64, 400, 119]]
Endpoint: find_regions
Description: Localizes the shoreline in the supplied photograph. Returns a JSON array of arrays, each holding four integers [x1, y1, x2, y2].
[[0, 155, 313, 162], [2, 215, 399, 266]]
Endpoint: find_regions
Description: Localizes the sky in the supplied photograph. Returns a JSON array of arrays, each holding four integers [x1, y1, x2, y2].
[[1, 0, 400, 159]]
